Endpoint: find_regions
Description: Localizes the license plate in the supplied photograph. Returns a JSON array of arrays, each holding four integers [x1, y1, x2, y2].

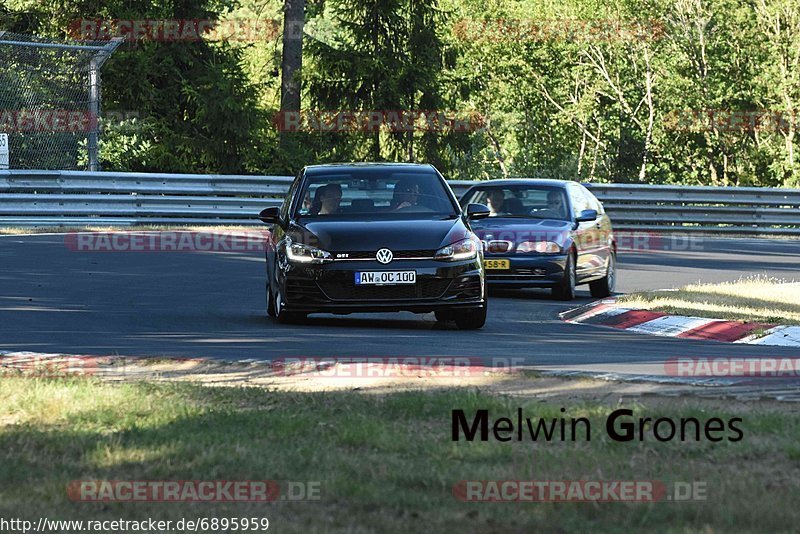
[[484, 259, 510, 270], [355, 271, 417, 285]]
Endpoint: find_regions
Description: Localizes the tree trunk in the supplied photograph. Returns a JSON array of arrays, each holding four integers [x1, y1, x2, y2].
[[639, 47, 655, 182], [280, 0, 305, 149]]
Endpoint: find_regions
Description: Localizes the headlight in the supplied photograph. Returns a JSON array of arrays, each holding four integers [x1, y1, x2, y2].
[[285, 240, 332, 264], [435, 237, 479, 261], [516, 241, 562, 254]]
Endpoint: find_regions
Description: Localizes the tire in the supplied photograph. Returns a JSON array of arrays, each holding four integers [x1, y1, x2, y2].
[[267, 283, 276, 317], [434, 310, 454, 323], [552, 251, 577, 301], [272, 284, 305, 324], [454, 304, 487, 330], [590, 252, 616, 298]]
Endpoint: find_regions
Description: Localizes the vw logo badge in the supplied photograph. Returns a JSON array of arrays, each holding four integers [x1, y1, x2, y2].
[[376, 248, 393, 264]]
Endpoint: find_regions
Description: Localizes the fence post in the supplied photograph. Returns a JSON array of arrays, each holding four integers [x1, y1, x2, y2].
[[88, 39, 123, 172], [87, 57, 100, 172]]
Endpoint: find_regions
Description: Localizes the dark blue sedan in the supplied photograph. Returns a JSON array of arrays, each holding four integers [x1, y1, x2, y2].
[[459, 179, 616, 300]]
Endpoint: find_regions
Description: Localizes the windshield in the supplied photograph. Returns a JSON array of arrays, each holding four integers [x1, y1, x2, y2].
[[462, 185, 570, 221], [295, 169, 459, 218]]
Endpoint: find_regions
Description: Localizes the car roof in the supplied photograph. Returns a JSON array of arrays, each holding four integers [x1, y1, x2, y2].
[[304, 163, 436, 174], [464, 178, 576, 188]]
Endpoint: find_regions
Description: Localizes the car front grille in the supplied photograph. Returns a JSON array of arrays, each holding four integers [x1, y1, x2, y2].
[[317, 278, 451, 301], [333, 249, 436, 260], [514, 268, 548, 276]]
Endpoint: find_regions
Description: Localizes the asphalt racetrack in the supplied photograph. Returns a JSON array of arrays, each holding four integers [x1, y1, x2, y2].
[[1, 233, 799, 376]]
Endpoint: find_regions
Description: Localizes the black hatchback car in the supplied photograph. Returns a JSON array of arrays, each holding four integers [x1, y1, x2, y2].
[[259, 163, 490, 328], [459, 179, 616, 300]]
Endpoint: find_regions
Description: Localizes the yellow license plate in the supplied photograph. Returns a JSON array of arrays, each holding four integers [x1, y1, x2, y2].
[[483, 259, 510, 270]]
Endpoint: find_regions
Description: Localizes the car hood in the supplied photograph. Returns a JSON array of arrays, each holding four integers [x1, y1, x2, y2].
[[470, 218, 573, 247], [290, 218, 471, 252]]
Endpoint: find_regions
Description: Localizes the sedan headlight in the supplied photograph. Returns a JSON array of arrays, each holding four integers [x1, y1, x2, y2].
[[285, 240, 333, 264], [517, 241, 562, 254], [435, 237, 479, 261]]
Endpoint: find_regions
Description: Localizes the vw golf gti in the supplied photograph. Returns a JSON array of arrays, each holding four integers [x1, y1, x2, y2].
[[259, 163, 490, 329]]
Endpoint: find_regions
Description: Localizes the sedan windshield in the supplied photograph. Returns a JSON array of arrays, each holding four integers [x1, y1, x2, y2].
[[295, 169, 459, 218], [462, 186, 570, 221]]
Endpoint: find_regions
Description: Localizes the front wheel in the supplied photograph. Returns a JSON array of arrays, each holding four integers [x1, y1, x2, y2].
[[589, 252, 616, 298], [267, 283, 276, 317], [454, 305, 487, 330], [552, 252, 577, 301], [272, 284, 306, 324]]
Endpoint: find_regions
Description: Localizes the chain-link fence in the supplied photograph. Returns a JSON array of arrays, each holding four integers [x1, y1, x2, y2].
[[0, 32, 121, 171]]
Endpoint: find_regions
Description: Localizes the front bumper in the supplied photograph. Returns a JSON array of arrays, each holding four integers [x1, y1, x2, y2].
[[483, 254, 568, 288], [278, 257, 485, 314]]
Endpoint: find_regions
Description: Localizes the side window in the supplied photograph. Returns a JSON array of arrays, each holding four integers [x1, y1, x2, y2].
[[567, 184, 590, 218], [282, 172, 302, 220], [579, 185, 603, 214]]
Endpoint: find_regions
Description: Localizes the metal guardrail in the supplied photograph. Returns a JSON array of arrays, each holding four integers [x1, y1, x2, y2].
[[586, 183, 800, 235], [2, 170, 800, 234]]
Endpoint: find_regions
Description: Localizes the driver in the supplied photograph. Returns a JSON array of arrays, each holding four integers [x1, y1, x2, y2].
[[316, 184, 343, 215], [546, 190, 566, 217]]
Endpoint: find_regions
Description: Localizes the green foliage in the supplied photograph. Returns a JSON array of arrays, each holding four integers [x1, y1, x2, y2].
[[304, 0, 447, 163], [4, 0, 266, 173], [3, 0, 800, 184]]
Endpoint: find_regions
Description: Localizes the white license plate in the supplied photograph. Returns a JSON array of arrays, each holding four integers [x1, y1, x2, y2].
[[355, 271, 416, 286]]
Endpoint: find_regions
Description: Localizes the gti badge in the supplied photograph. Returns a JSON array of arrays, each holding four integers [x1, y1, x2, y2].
[[376, 248, 394, 264]]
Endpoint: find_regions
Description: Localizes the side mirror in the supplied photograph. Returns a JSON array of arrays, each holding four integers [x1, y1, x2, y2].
[[259, 206, 282, 225], [575, 209, 598, 223], [466, 203, 491, 220]]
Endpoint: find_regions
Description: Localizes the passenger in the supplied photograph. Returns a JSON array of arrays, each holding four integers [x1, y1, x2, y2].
[[391, 180, 420, 211], [487, 190, 506, 216]]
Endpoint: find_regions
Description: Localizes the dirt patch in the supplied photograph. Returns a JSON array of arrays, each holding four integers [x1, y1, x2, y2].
[[55, 357, 800, 410]]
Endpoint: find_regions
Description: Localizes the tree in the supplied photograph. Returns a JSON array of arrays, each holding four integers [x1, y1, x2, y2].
[[279, 0, 305, 149], [754, 0, 800, 185], [305, 0, 445, 162], [5, 0, 265, 173]]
